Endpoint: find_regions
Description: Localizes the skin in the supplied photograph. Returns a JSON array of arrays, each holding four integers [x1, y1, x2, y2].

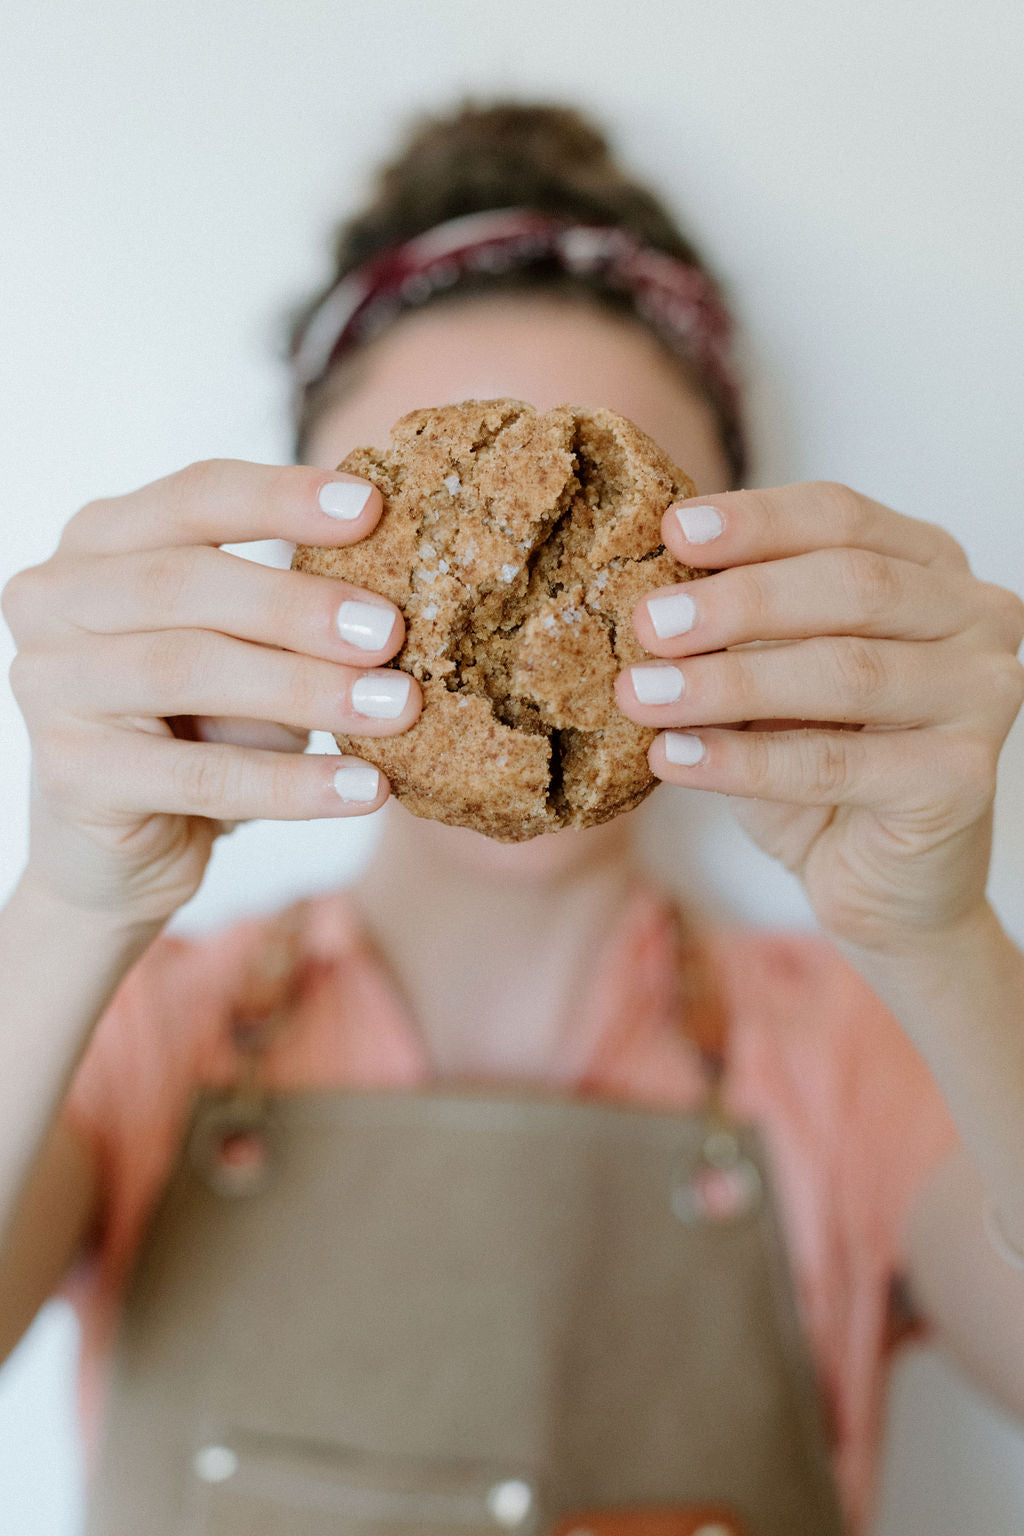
[[3, 290, 1024, 1420]]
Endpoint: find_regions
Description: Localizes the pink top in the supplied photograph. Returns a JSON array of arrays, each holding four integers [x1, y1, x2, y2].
[[59, 882, 959, 1533]]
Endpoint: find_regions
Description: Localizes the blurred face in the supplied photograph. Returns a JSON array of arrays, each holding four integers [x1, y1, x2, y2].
[[306, 290, 733, 496], [305, 291, 734, 881]]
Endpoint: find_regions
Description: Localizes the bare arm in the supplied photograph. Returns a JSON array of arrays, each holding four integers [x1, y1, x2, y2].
[[0, 875, 153, 1366], [854, 907, 1024, 1419], [0, 1116, 100, 1368]]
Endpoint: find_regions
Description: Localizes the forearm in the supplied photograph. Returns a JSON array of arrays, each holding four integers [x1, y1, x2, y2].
[[0, 869, 160, 1254], [838, 902, 1024, 1251]]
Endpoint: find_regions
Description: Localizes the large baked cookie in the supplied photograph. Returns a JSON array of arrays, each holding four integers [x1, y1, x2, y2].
[[293, 399, 702, 841]]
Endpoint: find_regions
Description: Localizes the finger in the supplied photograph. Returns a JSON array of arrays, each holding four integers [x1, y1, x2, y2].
[[662, 482, 969, 574], [634, 548, 989, 657], [617, 635, 973, 729], [648, 723, 992, 814], [185, 718, 310, 751], [54, 630, 422, 737], [57, 545, 406, 664], [60, 460, 383, 555], [103, 734, 390, 820]]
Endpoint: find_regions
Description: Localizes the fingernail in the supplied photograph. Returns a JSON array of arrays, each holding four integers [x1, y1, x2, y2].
[[333, 762, 380, 802], [675, 504, 724, 543], [647, 591, 696, 639], [630, 665, 684, 705], [336, 599, 396, 651], [351, 670, 411, 719], [664, 731, 706, 766], [318, 478, 373, 520]]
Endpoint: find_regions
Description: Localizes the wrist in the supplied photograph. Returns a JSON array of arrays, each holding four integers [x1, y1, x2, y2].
[[834, 898, 1002, 972], [10, 863, 167, 958], [834, 899, 1024, 1067]]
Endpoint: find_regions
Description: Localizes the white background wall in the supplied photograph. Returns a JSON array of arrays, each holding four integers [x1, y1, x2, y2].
[[1, 2, 1023, 1531]]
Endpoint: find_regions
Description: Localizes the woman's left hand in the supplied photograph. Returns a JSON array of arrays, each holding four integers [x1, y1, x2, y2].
[[615, 482, 1024, 953]]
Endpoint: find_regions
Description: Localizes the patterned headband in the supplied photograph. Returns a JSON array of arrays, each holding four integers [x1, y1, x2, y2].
[[290, 207, 745, 470]]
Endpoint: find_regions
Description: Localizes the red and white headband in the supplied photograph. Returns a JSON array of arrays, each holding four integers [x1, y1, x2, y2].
[[290, 207, 745, 468]]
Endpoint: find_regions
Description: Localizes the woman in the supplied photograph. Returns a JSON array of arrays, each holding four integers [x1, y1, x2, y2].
[[1, 103, 1023, 1535]]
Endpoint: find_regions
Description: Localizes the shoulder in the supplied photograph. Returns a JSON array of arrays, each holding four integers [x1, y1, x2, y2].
[[704, 924, 956, 1154], [703, 923, 940, 1109], [142, 888, 363, 991], [82, 889, 366, 1078], [704, 923, 902, 1038]]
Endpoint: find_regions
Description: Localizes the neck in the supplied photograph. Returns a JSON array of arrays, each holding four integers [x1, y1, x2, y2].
[[352, 807, 639, 1079]]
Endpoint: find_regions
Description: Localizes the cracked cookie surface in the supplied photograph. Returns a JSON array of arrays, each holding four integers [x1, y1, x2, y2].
[[293, 399, 702, 840]]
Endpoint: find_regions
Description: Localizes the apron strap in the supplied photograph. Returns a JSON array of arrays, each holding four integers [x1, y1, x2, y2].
[[220, 890, 732, 1115], [668, 900, 730, 1076], [224, 901, 322, 1113]]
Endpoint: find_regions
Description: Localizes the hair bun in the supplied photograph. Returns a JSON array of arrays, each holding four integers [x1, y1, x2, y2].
[[337, 100, 697, 271]]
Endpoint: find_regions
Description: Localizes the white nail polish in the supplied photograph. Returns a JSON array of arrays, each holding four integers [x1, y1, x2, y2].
[[351, 671, 411, 719], [647, 592, 696, 639], [675, 504, 724, 543], [631, 665, 684, 705], [318, 480, 372, 520], [336, 600, 396, 651], [332, 762, 380, 802], [664, 731, 706, 766]]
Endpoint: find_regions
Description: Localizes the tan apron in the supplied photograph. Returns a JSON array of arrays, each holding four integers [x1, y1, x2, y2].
[[83, 909, 846, 1536]]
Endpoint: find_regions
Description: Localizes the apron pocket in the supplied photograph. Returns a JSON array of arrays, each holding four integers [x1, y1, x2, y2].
[[187, 1428, 541, 1536]]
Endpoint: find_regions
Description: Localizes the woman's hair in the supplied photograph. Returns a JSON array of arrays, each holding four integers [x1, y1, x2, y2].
[[288, 101, 745, 483]]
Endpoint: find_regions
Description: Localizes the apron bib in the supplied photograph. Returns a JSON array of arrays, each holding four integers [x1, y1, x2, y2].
[[83, 907, 846, 1536]]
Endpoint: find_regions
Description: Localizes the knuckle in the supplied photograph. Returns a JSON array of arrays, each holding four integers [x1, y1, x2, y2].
[[827, 636, 889, 708], [59, 498, 114, 551], [175, 746, 232, 813], [923, 521, 970, 569], [836, 547, 902, 621], [740, 727, 777, 797], [135, 545, 205, 621], [987, 653, 1024, 717], [730, 565, 774, 631], [805, 732, 851, 799], [986, 583, 1024, 647], [167, 459, 233, 524], [8, 649, 66, 719], [1, 565, 43, 637], [176, 458, 230, 496], [267, 751, 302, 813], [140, 628, 206, 697], [282, 655, 325, 727], [7, 649, 34, 705], [812, 481, 870, 543], [266, 462, 315, 503]]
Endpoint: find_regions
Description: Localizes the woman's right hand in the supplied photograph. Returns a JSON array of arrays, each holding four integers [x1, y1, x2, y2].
[[2, 459, 420, 928]]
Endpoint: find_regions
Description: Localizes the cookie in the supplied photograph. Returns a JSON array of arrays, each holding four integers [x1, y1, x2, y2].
[[293, 399, 702, 840]]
